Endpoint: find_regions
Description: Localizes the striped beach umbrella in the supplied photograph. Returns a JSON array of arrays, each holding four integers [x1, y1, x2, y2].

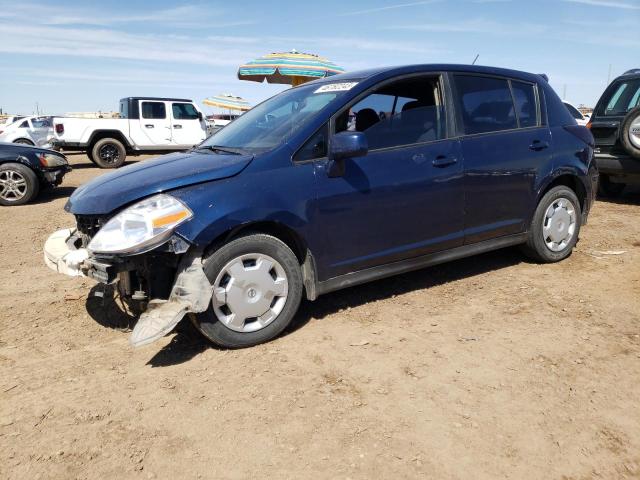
[[238, 50, 345, 87], [203, 94, 251, 112]]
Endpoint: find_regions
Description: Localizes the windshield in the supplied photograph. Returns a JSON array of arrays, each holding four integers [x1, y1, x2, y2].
[[600, 78, 640, 116], [200, 84, 348, 152]]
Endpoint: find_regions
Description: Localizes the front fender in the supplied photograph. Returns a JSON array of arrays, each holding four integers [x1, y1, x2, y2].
[[171, 163, 316, 249]]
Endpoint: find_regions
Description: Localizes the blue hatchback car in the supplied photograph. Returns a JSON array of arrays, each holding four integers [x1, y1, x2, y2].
[[44, 64, 597, 349]]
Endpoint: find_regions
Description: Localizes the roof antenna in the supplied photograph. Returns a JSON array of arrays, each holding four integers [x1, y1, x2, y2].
[[472, 54, 479, 65]]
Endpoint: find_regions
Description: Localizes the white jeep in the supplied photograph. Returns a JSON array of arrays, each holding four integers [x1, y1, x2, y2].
[[52, 97, 208, 168]]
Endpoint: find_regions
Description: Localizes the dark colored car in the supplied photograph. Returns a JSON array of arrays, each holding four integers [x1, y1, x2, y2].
[[0, 142, 70, 206], [43, 64, 597, 349], [589, 68, 640, 196]]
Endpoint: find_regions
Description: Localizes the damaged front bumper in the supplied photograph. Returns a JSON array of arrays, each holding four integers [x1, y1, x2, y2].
[[43, 228, 213, 347]]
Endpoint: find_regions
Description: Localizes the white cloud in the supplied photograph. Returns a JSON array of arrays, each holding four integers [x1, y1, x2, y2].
[[386, 18, 548, 35], [338, 0, 443, 16], [0, 1, 254, 27], [562, 0, 640, 9], [0, 23, 258, 67]]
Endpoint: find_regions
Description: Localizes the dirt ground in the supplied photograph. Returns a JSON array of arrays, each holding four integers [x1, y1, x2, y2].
[[1, 153, 639, 480]]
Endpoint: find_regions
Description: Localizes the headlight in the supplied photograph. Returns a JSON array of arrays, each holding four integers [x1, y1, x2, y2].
[[88, 194, 192, 254], [38, 153, 68, 167]]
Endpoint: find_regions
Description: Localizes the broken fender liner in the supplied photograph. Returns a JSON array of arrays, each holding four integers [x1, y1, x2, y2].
[[129, 300, 189, 347], [130, 252, 213, 347]]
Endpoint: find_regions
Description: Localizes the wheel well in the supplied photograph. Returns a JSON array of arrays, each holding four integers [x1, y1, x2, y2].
[[88, 131, 131, 151], [205, 221, 309, 265], [13, 138, 34, 145], [540, 174, 586, 210]]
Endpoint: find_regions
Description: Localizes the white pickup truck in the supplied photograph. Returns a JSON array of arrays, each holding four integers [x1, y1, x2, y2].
[[52, 97, 208, 168]]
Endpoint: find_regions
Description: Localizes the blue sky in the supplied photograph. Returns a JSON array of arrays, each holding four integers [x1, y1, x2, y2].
[[0, 0, 638, 115]]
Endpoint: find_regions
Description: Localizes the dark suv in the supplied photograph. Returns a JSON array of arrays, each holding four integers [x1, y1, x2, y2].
[[43, 64, 597, 349], [590, 69, 640, 196]]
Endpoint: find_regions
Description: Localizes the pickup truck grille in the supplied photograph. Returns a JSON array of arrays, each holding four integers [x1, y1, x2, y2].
[[75, 215, 108, 239]]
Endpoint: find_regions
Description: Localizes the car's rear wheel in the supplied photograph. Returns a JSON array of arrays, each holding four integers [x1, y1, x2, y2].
[[191, 234, 303, 349], [598, 174, 625, 198], [0, 162, 39, 206], [620, 106, 640, 159], [91, 138, 126, 168], [521, 186, 581, 263], [13, 138, 34, 146]]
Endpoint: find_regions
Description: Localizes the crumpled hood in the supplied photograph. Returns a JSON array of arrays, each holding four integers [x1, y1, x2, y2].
[[65, 150, 253, 215]]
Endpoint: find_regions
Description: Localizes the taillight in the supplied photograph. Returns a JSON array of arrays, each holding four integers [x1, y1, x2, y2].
[[586, 120, 592, 130], [564, 124, 595, 147], [55, 123, 64, 134]]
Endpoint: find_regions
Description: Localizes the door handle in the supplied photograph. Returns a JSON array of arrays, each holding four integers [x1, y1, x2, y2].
[[145, 124, 154, 128], [173, 124, 182, 129], [529, 140, 549, 151], [432, 155, 457, 167]]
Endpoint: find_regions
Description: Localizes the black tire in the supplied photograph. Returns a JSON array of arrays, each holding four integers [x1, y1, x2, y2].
[[0, 162, 39, 206], [620, 106, 640, 159], [191, 234, 303, 349], [13, 138, 34, 146], [91, 138, 126, 168], [521, 186, 581, 263], [86, 149, 96, 164], [598, 174, 625, 198]]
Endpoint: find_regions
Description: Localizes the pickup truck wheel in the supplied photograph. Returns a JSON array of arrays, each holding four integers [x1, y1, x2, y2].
[[598, 174, 625, 198], [521, 186, 581, 263], [0, 163, 39, 206], [191, 234, 303, 349], [620, 106, 640, 159], [91, 138, 126, 168]]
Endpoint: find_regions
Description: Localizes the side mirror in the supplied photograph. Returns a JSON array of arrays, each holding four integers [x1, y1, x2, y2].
[[327, 131, 368, 178], [330, 131, 368, 160], [197, 111, 204, 121]]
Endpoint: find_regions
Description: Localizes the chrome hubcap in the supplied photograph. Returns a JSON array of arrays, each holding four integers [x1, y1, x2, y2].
[[543, 197, 576, 252], [630, 114, 640, 150], [212, 253, 288, 333], [0, 170, 27, 201]]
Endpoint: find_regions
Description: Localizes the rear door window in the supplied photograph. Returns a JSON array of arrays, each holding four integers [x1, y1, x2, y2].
[[512, 81, 539, 127], [172, 103, 199, 120], [141, 102, 166, 119], [453, 75, 517, 134]]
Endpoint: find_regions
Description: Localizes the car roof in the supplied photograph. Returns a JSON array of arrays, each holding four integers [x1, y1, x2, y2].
[[121, 96, 193, 102], [309, 64, 545, 85], [616, 69, 640, 80]]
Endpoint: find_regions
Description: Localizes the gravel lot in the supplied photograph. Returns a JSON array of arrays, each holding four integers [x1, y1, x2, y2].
[[1, 153, 639, 479]]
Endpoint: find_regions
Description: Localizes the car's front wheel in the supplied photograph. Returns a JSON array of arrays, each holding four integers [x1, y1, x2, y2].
[[13, 138, 34, 146], [521, 185, 582, 263], [191, 234, 303, 348], [0, 162, 39, 206]]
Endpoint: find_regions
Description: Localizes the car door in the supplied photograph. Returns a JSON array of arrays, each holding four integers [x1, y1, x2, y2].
[[451, 74, 553, 244], [307, 74, 465, 280], [29, 117, 52, 146], [170, 102, 206, 147], [138, 100, 172, 147]]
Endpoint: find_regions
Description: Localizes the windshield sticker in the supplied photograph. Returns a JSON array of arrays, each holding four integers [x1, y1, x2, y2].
[[314, 82, 358, 94]]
